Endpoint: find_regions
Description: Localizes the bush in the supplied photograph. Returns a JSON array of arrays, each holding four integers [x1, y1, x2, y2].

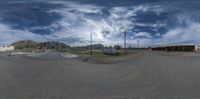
[[114, 45, 122, 50]]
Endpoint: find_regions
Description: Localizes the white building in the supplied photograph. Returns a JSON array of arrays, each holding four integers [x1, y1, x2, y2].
[[0, 45, 14, 52], [196, 46, 200, 51], [103, 48, 117, 54]]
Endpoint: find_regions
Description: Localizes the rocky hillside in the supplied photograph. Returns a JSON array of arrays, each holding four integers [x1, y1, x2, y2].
[[11, 40, 40, 50], [72, 44, 104, 51], [40, 42, 71, 51], [11, 40, 71, 51]]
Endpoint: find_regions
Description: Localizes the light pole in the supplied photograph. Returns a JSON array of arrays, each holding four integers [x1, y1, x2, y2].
[[90, 32, 93, 55], [59, 41, 61, 52], [137, 40, 140, 51], [46, 38, 48, 51], [124, 32, 127, 55], [43, 36, 47, 51]]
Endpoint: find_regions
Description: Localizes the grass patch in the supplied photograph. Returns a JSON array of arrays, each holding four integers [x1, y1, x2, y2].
[[71, 49, 138, 57], [72, 49, 141, 64]]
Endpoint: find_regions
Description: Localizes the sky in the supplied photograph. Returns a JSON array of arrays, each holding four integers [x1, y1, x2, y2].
[[0, 0, 200, 47]]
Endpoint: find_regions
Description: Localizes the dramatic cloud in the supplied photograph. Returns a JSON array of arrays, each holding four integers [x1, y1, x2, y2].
[[135, 32, 152, 38], [0, 23, 43, 44], [0, 0, 200, 46], [163, 23, 200, 44], [45, 1, 171, 46]]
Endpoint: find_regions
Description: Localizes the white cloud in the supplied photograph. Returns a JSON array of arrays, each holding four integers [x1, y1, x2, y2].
[[163, 22, 200, 43], [46, 1, 174, 46], [135, 22, 166, 28], [155, 33, 161, 36], [47, 2, 140, 46], [49, 1, 103, 14], [0, 23, 43, 44], [1, 1, 195, 47], [135, 32, 152, 38]]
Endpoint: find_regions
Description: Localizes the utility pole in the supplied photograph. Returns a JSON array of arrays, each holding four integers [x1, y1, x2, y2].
[[46, 42, 47, 51], [59, 41, 61, 52], [124, 32, 127, 55], [137, 40, 140, 51], [46, 38, 48, 52], [90, 32, 93, 55], [45, 40, 47, 52], [43, 36, 48, 52]]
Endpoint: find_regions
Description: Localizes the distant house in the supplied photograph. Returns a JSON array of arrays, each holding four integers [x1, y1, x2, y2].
[[0, 45, 14, 52]]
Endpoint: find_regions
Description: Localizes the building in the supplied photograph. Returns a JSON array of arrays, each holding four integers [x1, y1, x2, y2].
[[151, 44, 200, 52], [103, 47, 117, 54], [196, 46, 200, 51], [0, 45, 15, 52]]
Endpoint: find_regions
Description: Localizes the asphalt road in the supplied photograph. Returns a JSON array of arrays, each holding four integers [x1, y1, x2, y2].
[[0, 51, 200, 99]]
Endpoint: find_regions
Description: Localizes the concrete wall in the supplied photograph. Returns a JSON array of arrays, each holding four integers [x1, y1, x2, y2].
[[0, 45, 14, 52]]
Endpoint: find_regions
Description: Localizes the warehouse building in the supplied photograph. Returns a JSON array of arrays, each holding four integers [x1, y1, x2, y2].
[[151, 44, 200, 52], [0, 45, 14, 52]]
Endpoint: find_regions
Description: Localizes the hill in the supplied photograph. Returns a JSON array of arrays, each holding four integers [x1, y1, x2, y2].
[[11, 40, 71, 52], [40, 42, 71, 51], [11, 40, 40, 50], [72, 44, 104, 51]]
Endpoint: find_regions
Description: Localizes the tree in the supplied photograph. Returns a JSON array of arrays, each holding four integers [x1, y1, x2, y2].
[[114, 45, 122, 50]]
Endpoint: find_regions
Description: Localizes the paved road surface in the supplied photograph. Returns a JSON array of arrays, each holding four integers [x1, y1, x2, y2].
[[0, 51, 200, 99], [26, 50, 77, 60]]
